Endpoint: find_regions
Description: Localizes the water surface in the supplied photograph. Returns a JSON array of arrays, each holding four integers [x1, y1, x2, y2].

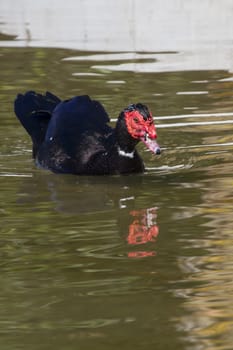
[[1, 3, 233, 350]]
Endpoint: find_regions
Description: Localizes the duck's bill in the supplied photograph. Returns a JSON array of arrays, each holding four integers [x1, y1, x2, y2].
[[141, 135, 161, 155]]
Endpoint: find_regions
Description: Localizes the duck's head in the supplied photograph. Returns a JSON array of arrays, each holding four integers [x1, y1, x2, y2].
[[121, 103, 161, 155]]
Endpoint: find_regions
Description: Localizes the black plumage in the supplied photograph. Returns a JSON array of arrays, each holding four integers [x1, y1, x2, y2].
[[14, 91, 160, 175]]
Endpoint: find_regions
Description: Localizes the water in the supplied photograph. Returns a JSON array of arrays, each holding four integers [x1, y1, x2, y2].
[[1, 2, 233, 350]]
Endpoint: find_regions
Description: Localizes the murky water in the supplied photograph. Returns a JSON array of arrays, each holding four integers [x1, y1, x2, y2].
[[1, 2, 233, 350]]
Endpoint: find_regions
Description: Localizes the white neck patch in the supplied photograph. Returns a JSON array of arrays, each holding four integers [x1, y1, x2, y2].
[[118, 147, 135, 159]]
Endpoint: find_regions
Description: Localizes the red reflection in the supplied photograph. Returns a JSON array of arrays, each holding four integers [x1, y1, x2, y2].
[[127, 208, 159, 258], [128, 251, 156, 258]]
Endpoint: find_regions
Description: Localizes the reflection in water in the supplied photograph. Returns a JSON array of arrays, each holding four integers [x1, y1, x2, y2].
[[17, 172, 160, 258], [127, 208, 159, 258], [1, 0, 233, 73], [170, 165, 233, 350]]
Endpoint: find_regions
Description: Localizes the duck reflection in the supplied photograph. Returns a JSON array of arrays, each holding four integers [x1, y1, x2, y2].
[[126, 208, 159, 258], [17, 171, 160, 258]]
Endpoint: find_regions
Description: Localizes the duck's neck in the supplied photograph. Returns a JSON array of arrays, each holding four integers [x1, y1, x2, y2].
[[117, 146, 135, 159], [115, 115, 138, 157]]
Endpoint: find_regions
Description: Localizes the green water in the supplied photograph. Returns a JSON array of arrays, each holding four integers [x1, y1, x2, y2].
[[0, 43, 233, 350]]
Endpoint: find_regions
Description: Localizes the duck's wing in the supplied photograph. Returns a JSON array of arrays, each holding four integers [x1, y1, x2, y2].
[[14, 91, 61, 157], [45, 95, 111, 142]]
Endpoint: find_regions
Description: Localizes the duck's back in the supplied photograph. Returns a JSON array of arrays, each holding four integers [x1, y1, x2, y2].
[[45, 95, 111, 150], [38, 95, 114, 174]]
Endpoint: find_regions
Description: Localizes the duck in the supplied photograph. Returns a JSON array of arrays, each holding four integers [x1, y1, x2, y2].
[[14, 91, 161, 175]]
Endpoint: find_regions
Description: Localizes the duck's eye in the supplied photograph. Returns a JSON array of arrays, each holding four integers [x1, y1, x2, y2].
[[147, 118, 153, 125], [133, 117, 139, 123]]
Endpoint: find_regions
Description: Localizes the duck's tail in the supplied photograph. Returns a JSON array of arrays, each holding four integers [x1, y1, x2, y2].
[[14, 91, 61, 157]]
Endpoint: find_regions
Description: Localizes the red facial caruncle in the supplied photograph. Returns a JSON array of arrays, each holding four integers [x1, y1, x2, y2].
[[124, 109, 161, 155], [125, 110, 156, 139]]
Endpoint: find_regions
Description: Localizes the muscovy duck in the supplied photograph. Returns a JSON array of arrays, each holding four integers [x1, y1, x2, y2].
[[14, 91, 160, 175]]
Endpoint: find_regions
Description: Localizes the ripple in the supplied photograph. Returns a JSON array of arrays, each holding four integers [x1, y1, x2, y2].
[[146, 164, 193, 173], [106, 80, 126, 84], [155, 112, 233, 120], [72, 72, 104, 76], [111, 112, 233, 123], [63, 52, 156, 62], [157, 119, 233, 128], [176, 91, 208, 95], [0, 173, 32, 177]]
